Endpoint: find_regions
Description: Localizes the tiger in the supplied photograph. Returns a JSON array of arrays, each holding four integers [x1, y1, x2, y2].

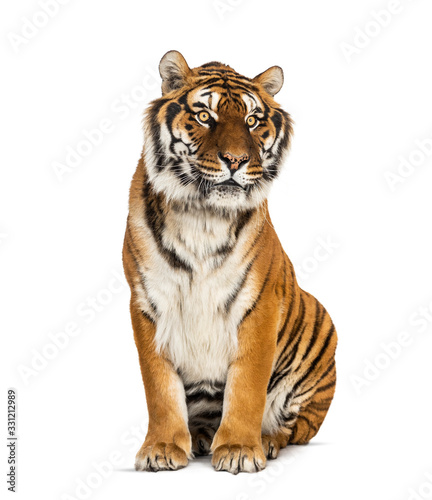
[[122, 50, 337, 474]]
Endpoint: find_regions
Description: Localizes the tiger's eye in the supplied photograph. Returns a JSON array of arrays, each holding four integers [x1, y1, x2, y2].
[[198, 111, 210, 123], [247, 116, 258, 127]]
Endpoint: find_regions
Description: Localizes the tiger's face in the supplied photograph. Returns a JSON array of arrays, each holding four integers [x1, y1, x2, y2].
[[144, 51, 293, 211]]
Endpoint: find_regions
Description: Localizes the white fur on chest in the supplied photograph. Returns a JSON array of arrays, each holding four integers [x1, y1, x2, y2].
[[153, 270, 242, 383], [136, 209, 254, 384]]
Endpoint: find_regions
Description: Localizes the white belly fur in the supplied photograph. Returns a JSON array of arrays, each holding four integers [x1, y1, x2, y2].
[[152, 269, 240, 384], [134, 209, 255, 385]]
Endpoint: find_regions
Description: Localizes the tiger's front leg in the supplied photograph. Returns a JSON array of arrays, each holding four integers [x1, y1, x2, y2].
[[130, 297, 192, 471], [211, 298, 279, 474]]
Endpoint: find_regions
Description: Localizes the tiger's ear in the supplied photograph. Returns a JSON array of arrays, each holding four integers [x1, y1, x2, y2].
[[159, 50, 191, 95], [253, 66, 284, 97]]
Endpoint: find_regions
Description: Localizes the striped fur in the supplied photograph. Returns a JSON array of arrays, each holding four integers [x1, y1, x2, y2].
[[123, 51, 337, 474]]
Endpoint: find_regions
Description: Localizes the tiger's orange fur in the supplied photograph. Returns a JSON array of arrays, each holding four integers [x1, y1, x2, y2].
[[123, 51, 337, 474]]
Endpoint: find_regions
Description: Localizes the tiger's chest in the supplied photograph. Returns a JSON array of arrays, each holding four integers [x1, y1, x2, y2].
[[151, 271, 243, 383], [140, 210, 254, 384]]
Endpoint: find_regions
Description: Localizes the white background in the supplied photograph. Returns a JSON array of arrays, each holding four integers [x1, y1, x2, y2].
[[2, 0, 432, 499]]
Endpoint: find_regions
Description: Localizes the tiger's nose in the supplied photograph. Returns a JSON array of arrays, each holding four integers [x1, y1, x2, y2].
[[219, 152, 250, 172]]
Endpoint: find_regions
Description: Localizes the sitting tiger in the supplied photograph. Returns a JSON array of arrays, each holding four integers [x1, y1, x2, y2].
[[123, 50, 337, 474]]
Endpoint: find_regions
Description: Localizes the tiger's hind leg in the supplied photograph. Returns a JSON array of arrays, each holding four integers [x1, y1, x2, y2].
[[262, 361, 336, 458], [261, 429, 291, 459], [288, 381, 336, 445], [262, 292, 337, 458], [190, 425, 217, 456]]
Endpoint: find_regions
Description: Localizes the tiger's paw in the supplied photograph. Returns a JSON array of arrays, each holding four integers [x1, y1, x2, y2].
[[261, 435, 281, 459], [135, 442, 189, 472], [191, 428, 214, 456], [211, 444, 266, 474]]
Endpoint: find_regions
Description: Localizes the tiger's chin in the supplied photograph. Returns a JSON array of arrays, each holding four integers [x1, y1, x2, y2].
[[203, 183, 267, 212], [207, 185, 245, 207]]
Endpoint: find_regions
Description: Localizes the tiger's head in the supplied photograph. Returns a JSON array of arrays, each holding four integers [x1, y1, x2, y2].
[[144, 50, 293, 211]]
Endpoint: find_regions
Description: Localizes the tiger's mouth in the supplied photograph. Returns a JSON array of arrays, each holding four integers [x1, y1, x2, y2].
[[214, 178, 245, 190]]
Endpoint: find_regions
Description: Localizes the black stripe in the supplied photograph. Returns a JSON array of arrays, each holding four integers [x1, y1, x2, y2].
[[280, 257, 287, 298], [166, 102, 181, 133], [275, 294, 305, 371], [169, 159, 193, 187], [299, 300, 326, 364], [143, 181, 193, 274], [308, 400, 333, 412], [276, 265, 296, 343], [315, 378, 336, 395], [235, 209, 254, 239], [224, 257, 256, 314], [147, 98, 169, 171], [141, 310, 155, 324], [295, 414, 318, 433], [184, 380, 226, 393], [267, 323, 307, 393], [199, 62, 223, 69], [189, 410, 222, 420], [125, 227, 158, 316], [186, 391, 224, 404], [291, 325, 336, 396], [243, 220, 266, 260], [240, 247, 275, 324], [294, 361, 336, 400], [271, 110, 283, 134], [196, 165, 222, 173]]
